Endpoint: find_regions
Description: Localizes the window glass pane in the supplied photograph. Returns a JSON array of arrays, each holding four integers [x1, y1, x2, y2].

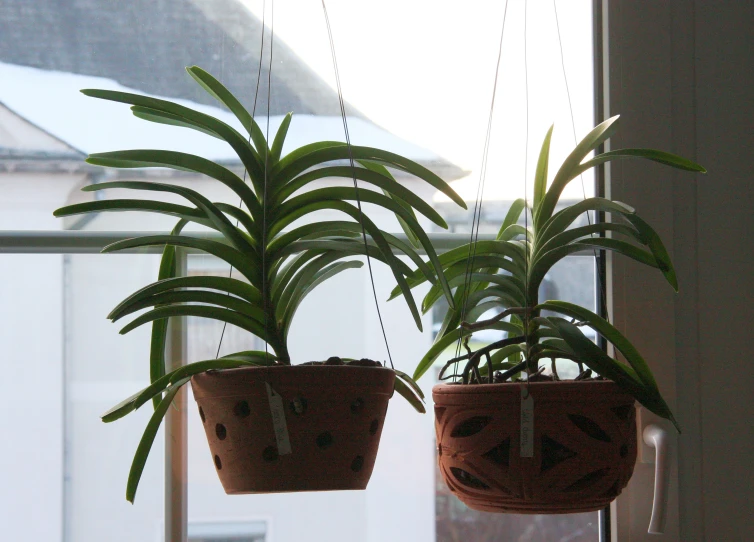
[[2, 0, 597, 541]]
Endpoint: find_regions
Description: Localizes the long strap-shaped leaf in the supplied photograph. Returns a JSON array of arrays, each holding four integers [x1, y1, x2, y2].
[[185, 66, 269, 156], [103, 235, 260, 287], [80, 89, 264, 189], [271, 196, 453, 308], [545, 316, 679, 431], [529, 238, 664, 296], [537, 197, 636, 247], [147, 219, 187, 408], [126, 377, 190, 503], [275, 166, 447, 228], [533, 222, 640, 261], [83, 180, 256, 255], [532, 125, 554, 212], [270, 113, 293, 165], [54, 199, 212, 229], [535, 115, 621, 230], [110, 275, 261, 318], [110, 290, 266, 324], [574, 148, 706, 176], [282, 261, 364, 338], [421, 271, 525, 313], [271, 144, 467, 208], [118, 305, 270, 347]]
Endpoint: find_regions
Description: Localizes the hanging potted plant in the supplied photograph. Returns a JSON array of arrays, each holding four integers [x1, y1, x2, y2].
[[54, 66, 467, 501], [393, 117, 705, 513]]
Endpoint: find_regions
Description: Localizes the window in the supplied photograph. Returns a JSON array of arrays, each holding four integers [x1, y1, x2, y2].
[[0, 1, 605, 541]]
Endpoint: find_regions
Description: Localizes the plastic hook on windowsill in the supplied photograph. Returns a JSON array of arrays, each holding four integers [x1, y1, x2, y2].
[[643, 423, 669, 535]]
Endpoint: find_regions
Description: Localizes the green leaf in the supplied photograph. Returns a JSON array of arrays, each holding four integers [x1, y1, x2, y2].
[[393, 377, 426, 413], [276, 166, 447, 229], [126, 377, 190, 503], [148, 219, 186, 408], [546, 317, 679, 432], [359, 160, 424, 249], [575, 148, 706, 175], [529, 238, 661, 295], [393, 369, 425, 400], [620, 213, 678, 291], [272, 194, 453, 310], [80, 89, 265, 187], [83, 180, 255, 255], [53, 199, 212, 230], [130, 106, 222, 140], [536, 115, 621, 229], [282, 261, 364, 337], [83, 151, 261, 221], [271, 144, 467, 209], [533, 125, 554, 211], [102, 234, 260, 287], [119, 305, 270, 346], [533, 222, 640, 262], [270, 112, 293, 164], [497, 199, 527, 239], [185, 66, 269, 156], [413, 323, 516, 381], [110, 290, 266, 324], [537, 197, 636, 247], [101, 357, 264, 423]]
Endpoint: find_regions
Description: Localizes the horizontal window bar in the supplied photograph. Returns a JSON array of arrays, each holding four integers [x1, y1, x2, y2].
[[0, 231, 596, 256]]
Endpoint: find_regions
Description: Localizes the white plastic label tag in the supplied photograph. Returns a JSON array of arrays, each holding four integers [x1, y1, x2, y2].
[[266, 382, 292, 455], [520, 386, 534, 458]]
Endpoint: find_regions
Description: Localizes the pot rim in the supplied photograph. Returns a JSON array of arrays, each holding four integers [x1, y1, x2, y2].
[[432, 379, 634, 401]]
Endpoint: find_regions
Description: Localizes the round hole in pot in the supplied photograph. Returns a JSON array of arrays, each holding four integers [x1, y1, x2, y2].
[[351, 398, 365, 414], [369, 419, 379, 435], [289, 397, 307, 416], [233, 400, 250, 418], [316, 432, 333, 449], [216, 423, 227, 440], [263, 446, 279, 462], [214, 455, 222, 470], [198, 406, 206, 424], [351, 455, 364, 472]]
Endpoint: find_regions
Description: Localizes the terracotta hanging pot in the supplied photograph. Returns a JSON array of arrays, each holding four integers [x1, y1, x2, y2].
[[191, 364, 395, 493], [433, 380, 637, 514]]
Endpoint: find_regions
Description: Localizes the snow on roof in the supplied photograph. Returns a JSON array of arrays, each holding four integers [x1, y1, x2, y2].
[[0, 62, 440, 163]]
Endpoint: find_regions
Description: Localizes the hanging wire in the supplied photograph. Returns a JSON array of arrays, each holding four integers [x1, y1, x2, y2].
[[261, 0, 275, 363], [523, 0, 531, 380], [552, 0, 610, 323], [320, 0, 394, 368], [454, 0, 511, 372], [216, 0, 270, 359]]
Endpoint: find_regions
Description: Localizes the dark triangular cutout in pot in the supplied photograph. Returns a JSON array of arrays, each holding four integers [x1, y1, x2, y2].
[[482, 438, 511, 467], [540, 435, 577, 472], [568, 413, 612, 442]]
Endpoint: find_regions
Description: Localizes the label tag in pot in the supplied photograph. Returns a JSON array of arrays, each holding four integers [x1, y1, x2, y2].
[[520, 386, 534, 457], [266, 382, 292, 455]]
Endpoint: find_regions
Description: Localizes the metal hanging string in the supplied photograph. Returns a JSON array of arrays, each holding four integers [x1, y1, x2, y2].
[[261, 0, 275, 363], [454, 0, 511, 370], [216, 0, 270, 359], [552, 0, 610, 324], [523, 0, 532, 382], [320, 0, 394, 368]]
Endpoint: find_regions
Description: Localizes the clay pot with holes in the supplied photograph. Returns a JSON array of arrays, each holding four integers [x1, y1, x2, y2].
[[433, 380, 637, 513], [191, 365, 395, 493]]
